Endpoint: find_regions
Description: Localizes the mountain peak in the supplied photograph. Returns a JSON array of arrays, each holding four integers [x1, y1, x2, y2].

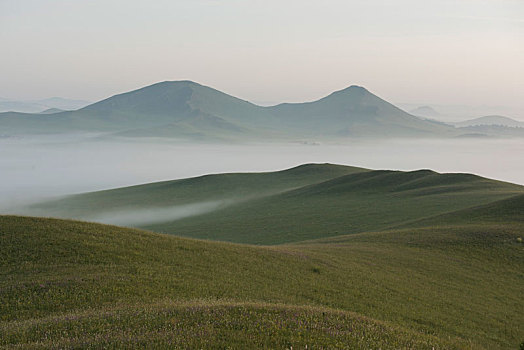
[[319, 85, 373, 102], [326, 85, 371, 98], [347, 85, 367, 90], [339, 85, 369, 93], [158, 80, 199, 85], [147, 80, 202, 90]]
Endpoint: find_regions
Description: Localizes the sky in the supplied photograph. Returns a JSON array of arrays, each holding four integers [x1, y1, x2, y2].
[[1, 0, 523, 112]]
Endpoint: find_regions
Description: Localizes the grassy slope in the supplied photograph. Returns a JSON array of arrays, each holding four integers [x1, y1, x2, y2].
[[152, 169, 523, 244], [3, 303, 462, 349], [400, 193, 524, 228], [29, 164, 368, 219], [33, 164, 524, 245], [2, 215, 523, 348]]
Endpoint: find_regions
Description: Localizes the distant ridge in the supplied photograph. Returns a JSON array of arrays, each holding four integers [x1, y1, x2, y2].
[[0, 80, 456, 139], [452, 115, 524, 138], [453, 115, 524, 128], [0, 97, 90, 113], [40, 107, 65, 114]]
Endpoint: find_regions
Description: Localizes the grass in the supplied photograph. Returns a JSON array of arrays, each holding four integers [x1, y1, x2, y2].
[[5, 164, 524, 348], [1, 214, 523, 348], [1, 301, 467, 349]]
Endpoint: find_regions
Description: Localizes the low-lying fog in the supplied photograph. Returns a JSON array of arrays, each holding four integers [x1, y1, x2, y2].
[[2, 134, 524, 214]]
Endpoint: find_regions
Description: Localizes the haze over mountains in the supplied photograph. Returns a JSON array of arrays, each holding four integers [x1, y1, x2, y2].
[[3, 80, 524, 140], [0, 81, 455, 140], [0, 96, 91, 113], [409, 105, 441, 118], [453, 115, 524, 128], [399, 102, 524, 123]]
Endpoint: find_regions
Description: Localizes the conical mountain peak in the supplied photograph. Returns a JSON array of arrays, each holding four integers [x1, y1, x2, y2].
[[334, 85, 370, 94]]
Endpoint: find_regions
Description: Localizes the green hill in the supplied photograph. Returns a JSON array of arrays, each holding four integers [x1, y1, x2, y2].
[[0, 81, 456, 139], [1, 215, 523, 348], [27, 163, 368, 222], [30, 164, 524, 245]]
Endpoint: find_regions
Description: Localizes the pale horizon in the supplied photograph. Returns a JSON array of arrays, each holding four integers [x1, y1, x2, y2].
[[1, 0, 523, 116]]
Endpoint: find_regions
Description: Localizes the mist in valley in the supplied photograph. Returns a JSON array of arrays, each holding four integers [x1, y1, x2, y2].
[[2, 134, 524, 226], [83, 200, 232, 227]]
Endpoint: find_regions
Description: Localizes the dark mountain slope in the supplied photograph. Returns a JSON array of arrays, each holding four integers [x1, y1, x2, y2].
[[403, 193, 524, 228]]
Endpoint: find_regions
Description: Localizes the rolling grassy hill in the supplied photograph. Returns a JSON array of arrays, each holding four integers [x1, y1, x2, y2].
[[6, 164, 524, 347], [1, 215, 523, 348], [30, 163, 524, 245], [27, 163, 368, 222], [0, 81, 456, 139]]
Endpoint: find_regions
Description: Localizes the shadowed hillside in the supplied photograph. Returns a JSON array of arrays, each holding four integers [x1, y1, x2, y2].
[[401, 193, 524, 228]]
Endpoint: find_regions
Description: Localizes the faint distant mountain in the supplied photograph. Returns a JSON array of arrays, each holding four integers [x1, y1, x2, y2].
[[0, 100, 46, 113], [398, 102, 524, 123], [39, 108, 65, 114], [0, 81, 455, 139], [410, 106, 441, 118], [452, 116, 524, 138], [455, 125, 524, 138], [453, 115, 524, 128], [37, 97, 91, 111], [0, 97, 90, 113]]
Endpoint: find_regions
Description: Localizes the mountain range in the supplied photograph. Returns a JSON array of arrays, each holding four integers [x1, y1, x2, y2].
[[0, 81, 456, 140], [2, 81, 523, 140]]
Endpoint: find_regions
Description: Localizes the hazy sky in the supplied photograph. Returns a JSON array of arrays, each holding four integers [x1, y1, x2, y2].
[[1, 0, 523, 110]]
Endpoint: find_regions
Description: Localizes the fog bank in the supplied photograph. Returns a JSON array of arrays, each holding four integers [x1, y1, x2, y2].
[[2, 135, 524, 214]]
